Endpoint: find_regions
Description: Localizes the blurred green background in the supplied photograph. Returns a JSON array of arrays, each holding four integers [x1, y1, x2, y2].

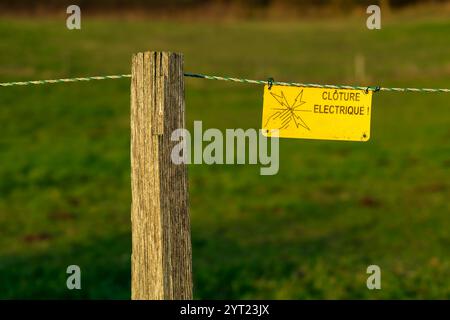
[[0, 1, 449, 299]]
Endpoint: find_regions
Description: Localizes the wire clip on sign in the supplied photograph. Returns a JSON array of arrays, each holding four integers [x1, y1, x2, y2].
[[262, 85, 373, 141]]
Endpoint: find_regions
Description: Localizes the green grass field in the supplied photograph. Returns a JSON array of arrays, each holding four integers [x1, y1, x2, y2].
[[0, 12, 449, 299]]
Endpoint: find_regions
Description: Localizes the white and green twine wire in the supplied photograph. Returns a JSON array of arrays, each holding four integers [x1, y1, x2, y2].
[[0, 72, 449, 93]]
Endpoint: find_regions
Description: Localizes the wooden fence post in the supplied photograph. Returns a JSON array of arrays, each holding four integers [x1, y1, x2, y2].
[[130, 51, 193, 300]]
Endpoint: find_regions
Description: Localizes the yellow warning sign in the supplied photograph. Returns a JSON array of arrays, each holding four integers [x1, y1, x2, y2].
[[262, 85, 372, 141]]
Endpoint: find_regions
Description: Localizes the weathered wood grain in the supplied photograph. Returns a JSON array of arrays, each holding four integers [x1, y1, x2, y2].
[[131, 51, 192, 300]]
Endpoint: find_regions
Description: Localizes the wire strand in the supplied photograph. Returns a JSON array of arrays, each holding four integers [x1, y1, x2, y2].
[[0, 72, 449, 93]]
